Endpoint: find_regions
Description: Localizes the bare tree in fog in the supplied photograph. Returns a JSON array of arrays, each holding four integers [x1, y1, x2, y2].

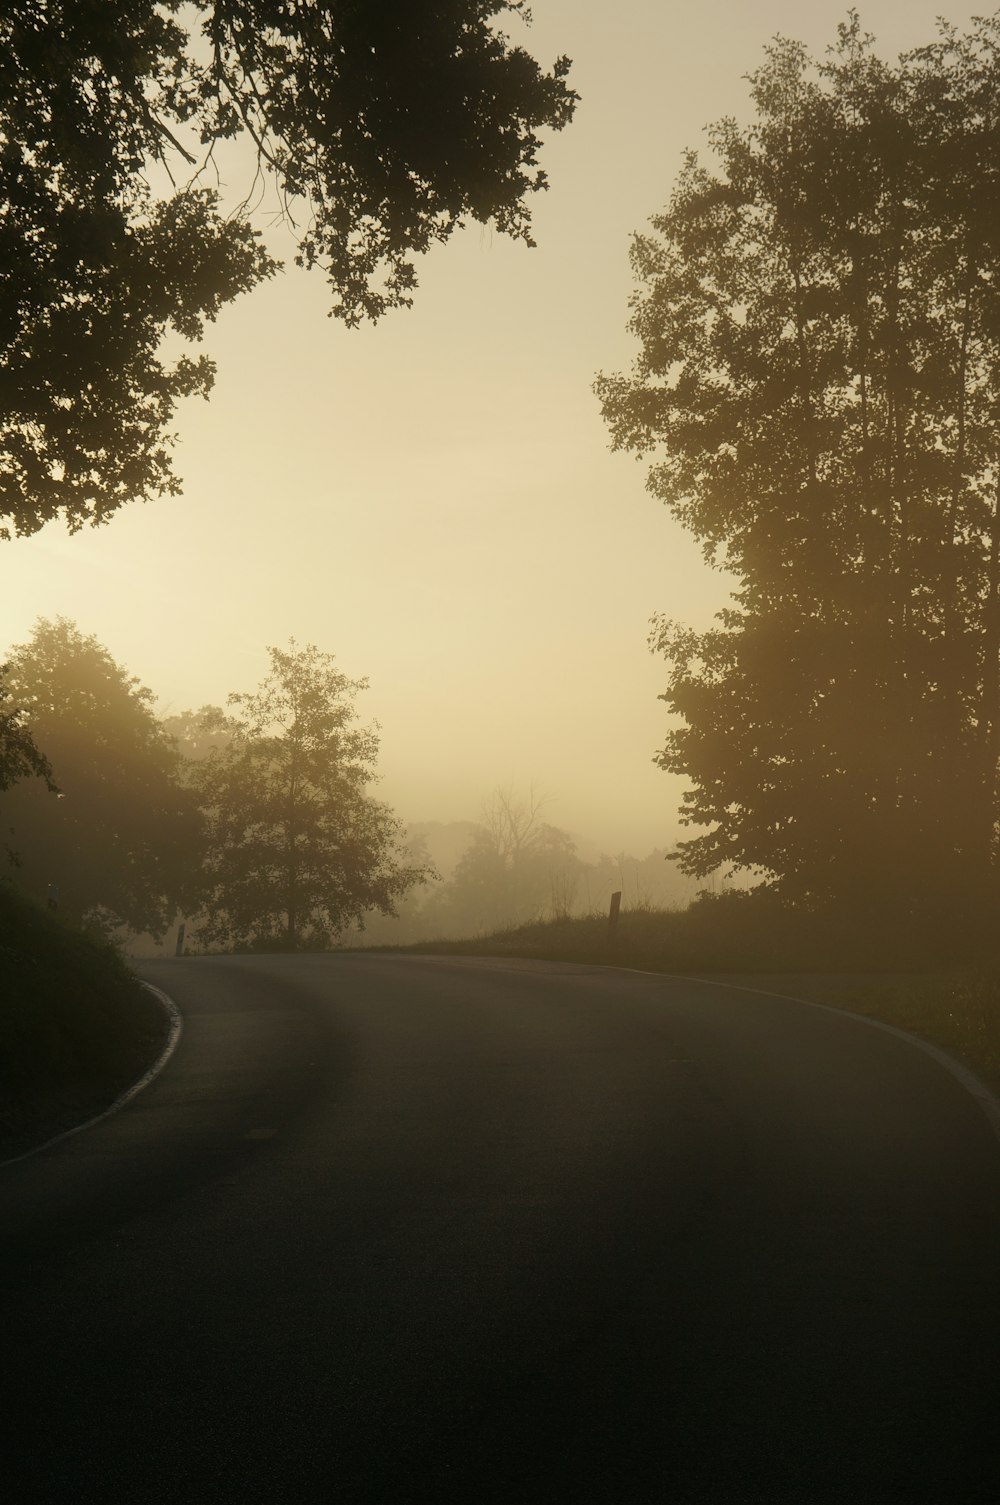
[[421, 784, 580, 934], [598, 15, 1000, 940], [483, 784, 551, 867]]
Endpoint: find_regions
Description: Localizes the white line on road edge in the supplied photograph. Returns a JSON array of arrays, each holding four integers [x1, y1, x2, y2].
[[0, 983, 183, 1170], [614, 965, 1000, 1149]]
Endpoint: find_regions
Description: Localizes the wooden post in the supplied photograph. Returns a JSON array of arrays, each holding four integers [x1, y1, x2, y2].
[[608, 889, 622, 944], [174, 921, 186, 958]]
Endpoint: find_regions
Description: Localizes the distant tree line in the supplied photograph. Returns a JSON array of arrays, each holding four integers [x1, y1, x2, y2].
[[0, 621, 697, 952], [355, 789, 703, 947]]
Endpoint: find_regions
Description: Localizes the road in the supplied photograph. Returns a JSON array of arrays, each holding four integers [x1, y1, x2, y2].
[[3, 952, 1000, 1502]]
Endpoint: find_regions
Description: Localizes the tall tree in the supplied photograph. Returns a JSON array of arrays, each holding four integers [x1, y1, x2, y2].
[[597, 15, 1000, 930], [195, 642, 424, 950], [1, 619, 201, 934], [1, 1, 575, 540]]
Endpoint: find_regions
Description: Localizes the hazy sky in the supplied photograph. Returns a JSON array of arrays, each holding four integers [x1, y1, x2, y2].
[[0, 1, 982, 854]]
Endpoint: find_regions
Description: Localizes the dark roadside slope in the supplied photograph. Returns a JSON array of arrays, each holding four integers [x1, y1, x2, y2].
[[0, 886, 167, 1159]]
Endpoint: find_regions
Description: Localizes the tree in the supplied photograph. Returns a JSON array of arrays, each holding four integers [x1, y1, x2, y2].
[[195, 642, 425, 950], [428, 784, 579, 933], [0, 2, 576, 540], [1, 619, 202, 933], [0, 664, 53, 795], [596, 14, 1000, 931], [161, 705, 233, 766], [1, 662, 56, 870]]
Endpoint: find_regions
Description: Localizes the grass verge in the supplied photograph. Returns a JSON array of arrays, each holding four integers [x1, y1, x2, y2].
[[0, 886, 168, 1160]]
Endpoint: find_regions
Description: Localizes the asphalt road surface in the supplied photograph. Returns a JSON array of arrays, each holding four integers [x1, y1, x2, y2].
[[3, 953, 1000, 1503]]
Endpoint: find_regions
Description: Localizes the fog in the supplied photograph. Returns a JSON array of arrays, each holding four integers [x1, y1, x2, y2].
[[0, 0, 977, 857]]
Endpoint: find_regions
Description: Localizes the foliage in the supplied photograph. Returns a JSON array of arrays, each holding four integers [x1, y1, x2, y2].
[[0, 663, 54, 795], [161, 704, 233, 766], [1, 618, 202, 936], [0, 1, 576, 539], [194, 642, 426, 950], [1, 662, 56, 870], [597, 14, 1000, 931]]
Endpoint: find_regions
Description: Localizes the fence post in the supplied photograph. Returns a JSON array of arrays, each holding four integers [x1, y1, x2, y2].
[[174, 921, 186, 958], [608, 890, 622, 945]]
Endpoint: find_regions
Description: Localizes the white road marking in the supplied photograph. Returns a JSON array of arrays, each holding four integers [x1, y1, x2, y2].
[[0, 982, 183, 1169]]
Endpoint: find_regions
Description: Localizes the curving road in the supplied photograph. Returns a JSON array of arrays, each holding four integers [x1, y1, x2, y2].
[[3, 953, 1000, 1502]]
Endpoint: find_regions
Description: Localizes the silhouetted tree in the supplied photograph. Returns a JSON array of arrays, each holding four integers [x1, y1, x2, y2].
[[0, 2, 576, 540], [1, 663, 56, 869], [597, 15, 1000, 931], [2, 619, 201, 933], [0, 665, 53, 795], [195, 642, 425, 950]]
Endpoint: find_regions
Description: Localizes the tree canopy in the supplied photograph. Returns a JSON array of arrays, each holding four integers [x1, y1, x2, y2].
[[597, 14, 1000, 931], [1, 1, 576, 539], [194, 641, 425, 949], [1, 618, 202, 934], [0, 663, 53, 796]]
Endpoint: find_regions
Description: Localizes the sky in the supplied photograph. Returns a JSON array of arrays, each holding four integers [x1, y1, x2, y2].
[[0, 0, 983, 855]]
